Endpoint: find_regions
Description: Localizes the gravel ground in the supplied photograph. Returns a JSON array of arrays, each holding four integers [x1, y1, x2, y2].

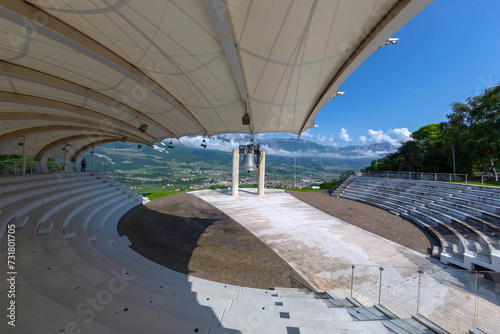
[[287, 190, 439, 256], [117, 193, 315, 290], [117, 190, 439, 290]]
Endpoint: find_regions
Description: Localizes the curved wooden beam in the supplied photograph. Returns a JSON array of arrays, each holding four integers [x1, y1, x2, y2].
[[71, 138, 149, 162], [0, 61, 178, 138], [1, 1, 211, 136], [0, 125, 121, 143], [35, 134, 116, 161], [0, 92, 156, 142], [0, 111, 152, 145]]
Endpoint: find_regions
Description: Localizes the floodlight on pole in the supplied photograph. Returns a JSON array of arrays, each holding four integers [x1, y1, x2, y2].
[[385, 37, 399, 45], [379, 37, 399, 49], [330, 91, 345, 100]]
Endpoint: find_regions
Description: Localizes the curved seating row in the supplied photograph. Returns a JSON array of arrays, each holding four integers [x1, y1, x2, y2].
[[0, 172, 442, 333], [338, 176, 500, 271]]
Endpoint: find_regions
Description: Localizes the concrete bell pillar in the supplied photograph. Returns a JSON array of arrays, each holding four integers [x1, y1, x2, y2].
[[258, 151, 265, 195], [232, 149, 239, 196]]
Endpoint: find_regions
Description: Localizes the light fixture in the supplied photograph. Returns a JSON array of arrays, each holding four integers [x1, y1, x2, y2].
[[168, 141, 174, 149], [137, 117, 148, 133], [121, 137, 127, 142], [329, 91, 345, 100], [201, 139, 207, 149], [385, 37, 399, 45], [242, 113, 250, 125]]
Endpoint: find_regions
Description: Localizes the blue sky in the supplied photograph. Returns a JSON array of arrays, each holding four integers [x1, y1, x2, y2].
[[299, 0, 500, 147]]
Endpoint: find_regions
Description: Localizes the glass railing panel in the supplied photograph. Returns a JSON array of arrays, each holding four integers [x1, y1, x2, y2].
[[475, 271, 500, 333], [411, 268, 476, 333]]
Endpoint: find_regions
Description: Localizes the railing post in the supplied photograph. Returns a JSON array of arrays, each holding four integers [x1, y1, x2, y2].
[[482, 175, 484, 186], [434, 173, 437, 182], [466, 174, 468, 185], [474, 272, 484, 328], [331, 263, 334, 291], [378, 266, 384, 304], [449, 174, 452, 183], [421, 173, 423, 180], [417, 270, 424, 314], [351, 265, 355, 297]]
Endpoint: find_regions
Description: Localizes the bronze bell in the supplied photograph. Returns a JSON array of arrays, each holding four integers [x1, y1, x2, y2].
[[240, 152, 258, 172]]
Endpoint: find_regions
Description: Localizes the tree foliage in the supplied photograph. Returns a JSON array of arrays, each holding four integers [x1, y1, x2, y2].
[[320, 170, 354, 189], [365, 83, 500, 179]]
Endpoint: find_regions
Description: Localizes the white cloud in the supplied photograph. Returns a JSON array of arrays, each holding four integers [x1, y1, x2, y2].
[[365, 127, 411, 146], [176, 135, 246, 152], [328, 134, 337, 147], [388, 127, 411, 141], [359, 135, 367, 144], [175, 133, 395, 160], [317, 134, 326, 142], [339, 128, 353, 142], [302, 129, 314, 138]]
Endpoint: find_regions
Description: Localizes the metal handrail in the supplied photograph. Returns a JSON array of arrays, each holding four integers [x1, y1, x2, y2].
[[330, 263, 498, 333], [0, 160, 74, 175], [360, 170, 469, 184]]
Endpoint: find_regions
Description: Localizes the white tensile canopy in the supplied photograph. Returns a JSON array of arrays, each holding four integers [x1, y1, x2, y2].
[[0, 0, 432, 163]]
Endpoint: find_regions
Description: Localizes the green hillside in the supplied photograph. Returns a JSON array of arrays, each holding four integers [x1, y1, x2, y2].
[[84, 140, 377, 195]]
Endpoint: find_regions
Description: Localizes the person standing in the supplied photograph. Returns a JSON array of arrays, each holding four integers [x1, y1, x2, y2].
[[81, 158, 87, 172]]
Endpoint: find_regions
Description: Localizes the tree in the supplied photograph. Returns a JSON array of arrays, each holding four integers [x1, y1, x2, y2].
[[365, 124, 450, 172], [364, 83, 500, 177], [444, 83, 500, 179]]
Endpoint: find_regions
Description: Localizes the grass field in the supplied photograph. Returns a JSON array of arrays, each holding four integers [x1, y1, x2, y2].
[[453, 180, 500, 187]]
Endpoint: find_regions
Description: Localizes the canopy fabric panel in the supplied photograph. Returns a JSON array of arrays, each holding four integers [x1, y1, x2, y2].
[[0, 0, 432, 160]]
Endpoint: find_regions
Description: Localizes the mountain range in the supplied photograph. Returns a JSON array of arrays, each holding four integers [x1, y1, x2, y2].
[[89, 138, 398, 191], [177, 136, 398, 159]]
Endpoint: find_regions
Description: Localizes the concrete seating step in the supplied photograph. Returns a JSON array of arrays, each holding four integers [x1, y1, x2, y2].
[[433, 200, 500, 225], [445, 196, 500, 215], [416, 206, 496, 255], [453, 192, 500, 206], [0, 182, 120, 239]]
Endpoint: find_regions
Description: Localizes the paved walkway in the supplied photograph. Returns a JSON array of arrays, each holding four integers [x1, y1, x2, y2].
[[193, 189, 500, 334]]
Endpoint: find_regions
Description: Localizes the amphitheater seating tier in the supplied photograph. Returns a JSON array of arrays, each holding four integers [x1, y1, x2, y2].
[[0, 172, 446, 333], [338, 176, 500, 271]]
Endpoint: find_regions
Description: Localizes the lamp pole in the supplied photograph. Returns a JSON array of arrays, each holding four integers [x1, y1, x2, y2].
[[294, 156, 297, 189], [452, 147, 456, 181]]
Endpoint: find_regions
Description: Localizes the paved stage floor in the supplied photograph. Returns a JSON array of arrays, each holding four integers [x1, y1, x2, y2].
[[193, 189, 500, 334]]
